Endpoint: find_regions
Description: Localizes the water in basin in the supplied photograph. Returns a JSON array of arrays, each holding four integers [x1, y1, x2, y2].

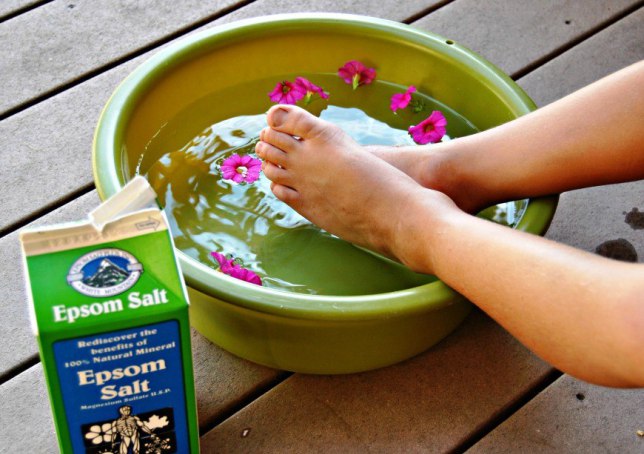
[[139, 74, 525, 295]]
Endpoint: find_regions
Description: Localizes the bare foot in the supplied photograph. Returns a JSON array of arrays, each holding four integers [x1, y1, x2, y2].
[[255, 105, 460, 272]]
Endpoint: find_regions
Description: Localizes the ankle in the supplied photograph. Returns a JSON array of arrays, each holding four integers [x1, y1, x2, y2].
[[389, 187, 463, 274], [422, 143, 491, 213]]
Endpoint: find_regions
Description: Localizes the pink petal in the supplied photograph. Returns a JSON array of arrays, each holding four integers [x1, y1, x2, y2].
[[229, 267, 263, 285], [268, 82, 284, 103], [338, 60, 364, 84], [408, 123, 430, 145], [290, 82, 306, 96], [294, 76, 312, 91], [284, 86, 305, 104], [428, 110, 447, 128], [408, 111, 447, 145], [347, 60, 366, 72], [390, 93, 408, 112], [247, 164, 262, 174], [212, 252, 263, 285], [337, 68, 353, 84], [211, 252, 239, 276], [247, 159, 262, 170], [210, 251, 228, 267], [360, 67, 376, 85], [220, 164, 238, 178], [221, 169, 236, 180], [295, 77, 328, 99], [338, 60, 376, 87], [244, 173, 260, 184], [268, 81, 306, 104], [222, 154, 243, 167]]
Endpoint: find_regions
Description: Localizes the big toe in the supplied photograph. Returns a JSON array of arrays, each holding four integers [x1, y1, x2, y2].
[[267, 104, 332, 141]]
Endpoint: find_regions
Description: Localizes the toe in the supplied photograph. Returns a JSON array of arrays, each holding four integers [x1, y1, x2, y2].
[[255, 141, 289, 168], [267, 105, 337, 142], [262, 161, 291, 186], [259, 127, 300, 154], [270, 182, 300, 205]]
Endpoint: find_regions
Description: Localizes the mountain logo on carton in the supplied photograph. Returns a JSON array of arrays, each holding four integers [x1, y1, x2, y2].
[[82, 259, 130, 287], [67, 248, 143, 297]]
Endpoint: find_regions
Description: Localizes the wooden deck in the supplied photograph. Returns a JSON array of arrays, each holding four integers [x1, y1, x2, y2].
[[1, 1, 643, 452]]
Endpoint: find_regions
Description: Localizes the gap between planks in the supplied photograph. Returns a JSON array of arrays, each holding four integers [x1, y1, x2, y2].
[[0, 0, 54, 24], [0, 0, 257, 122]]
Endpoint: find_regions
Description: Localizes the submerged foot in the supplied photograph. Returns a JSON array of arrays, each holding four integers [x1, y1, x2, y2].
[[255, 105, 457, 270]]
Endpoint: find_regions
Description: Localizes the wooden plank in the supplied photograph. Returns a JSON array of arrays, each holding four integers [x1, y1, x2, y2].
[[412, 0, 640, 77], [216, 0, 445, 23], [0, 0, 46, 20], [0, 0, 246, 116], [518, 5, 644, 107], [0, 365, 54, 451], [0, 0, 441, 118], [530, 7, 644, 259], [0, 343, 284, 451], [0, 0, 443, 235], [0, 191, 100, 379], [0, 65, 137, 233], [200, 311, 553, 453], [466, 375, 644, 453]]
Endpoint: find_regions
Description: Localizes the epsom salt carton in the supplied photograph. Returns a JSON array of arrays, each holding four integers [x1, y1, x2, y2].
[[20, 177, 199, 453]]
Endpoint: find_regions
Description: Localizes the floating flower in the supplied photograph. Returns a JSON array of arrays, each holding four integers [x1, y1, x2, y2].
[[227, 266, 263, 285], [211, 251, 235, 272], [408, 111, 447, 144], [294, 76, 329, 104], [390, 85, 416, 113], [268, 80, 306, 104], [220, 154, 262, 184], [211, 251, 263, 286], [338, 60, 376, 89]]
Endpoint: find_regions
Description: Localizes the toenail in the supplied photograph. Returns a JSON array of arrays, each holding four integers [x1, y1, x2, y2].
[[270, 108, 289, 128]]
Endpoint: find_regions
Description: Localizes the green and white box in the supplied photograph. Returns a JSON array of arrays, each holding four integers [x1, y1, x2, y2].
[[20, 177, 199, 453]]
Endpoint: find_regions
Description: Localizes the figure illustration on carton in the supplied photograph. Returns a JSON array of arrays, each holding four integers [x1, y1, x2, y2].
[[110, 405, 157, 454]]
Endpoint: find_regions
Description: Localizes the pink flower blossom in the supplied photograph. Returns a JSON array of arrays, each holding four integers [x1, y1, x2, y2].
[[227, 266, 262, 285], [220, 154, 262, 184], [294, 77, 329, 104], [390, 85, 416, 112], [338, 60, 376, 90], [211, 251, 234, 271], [408, 111, 447, 144], [211, 252, 262, 286], [268, 81, 306, 104]]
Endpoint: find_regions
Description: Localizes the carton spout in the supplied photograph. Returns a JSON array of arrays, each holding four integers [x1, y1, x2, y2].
[[89, 176, 159, 232]]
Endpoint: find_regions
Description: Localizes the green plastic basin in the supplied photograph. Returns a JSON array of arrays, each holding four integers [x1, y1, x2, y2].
[[92, 13, 557, 374]]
